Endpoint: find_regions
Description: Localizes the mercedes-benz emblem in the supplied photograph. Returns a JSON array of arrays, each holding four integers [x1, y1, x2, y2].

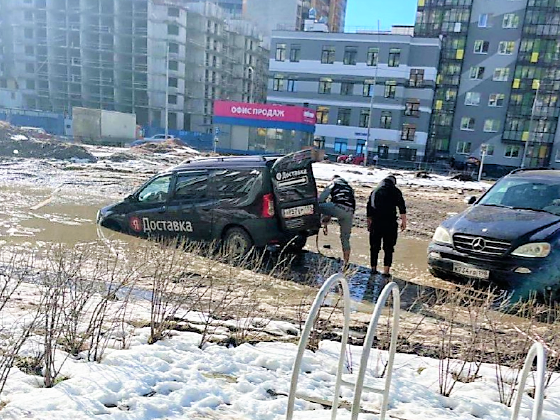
[[472, 237, 486, 251]]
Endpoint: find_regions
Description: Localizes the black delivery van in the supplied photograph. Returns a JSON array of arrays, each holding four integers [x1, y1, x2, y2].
[[428, 168, 560, 301], [97, 149, 321, 255]]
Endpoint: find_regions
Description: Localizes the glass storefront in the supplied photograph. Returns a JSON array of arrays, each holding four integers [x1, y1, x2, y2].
[[247, 127, 313, 154]]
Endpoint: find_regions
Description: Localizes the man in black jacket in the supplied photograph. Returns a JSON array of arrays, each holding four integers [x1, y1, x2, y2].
[[366, 175, 407, 277], [319, 175, 356, 266]]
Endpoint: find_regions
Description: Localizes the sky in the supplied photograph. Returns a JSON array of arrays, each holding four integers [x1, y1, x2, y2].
[[344, 0, 418, 32]]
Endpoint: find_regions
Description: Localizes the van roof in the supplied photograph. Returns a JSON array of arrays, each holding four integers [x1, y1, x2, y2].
[[509, 168, 560, 178], [173, 155, 280, 171]]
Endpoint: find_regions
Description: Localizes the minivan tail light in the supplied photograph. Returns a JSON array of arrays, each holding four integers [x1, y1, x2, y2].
[[262, 193, 275, 218]]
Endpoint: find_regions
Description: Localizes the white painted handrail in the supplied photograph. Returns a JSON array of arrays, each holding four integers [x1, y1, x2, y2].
[[286, 273, 351, 420], [510, 342, 547, 420], [351, 282, 400, 420]]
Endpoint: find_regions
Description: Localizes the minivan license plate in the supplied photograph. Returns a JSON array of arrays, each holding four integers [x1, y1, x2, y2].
[[283, 205, 314, 219], [453, 263, 489, 279]]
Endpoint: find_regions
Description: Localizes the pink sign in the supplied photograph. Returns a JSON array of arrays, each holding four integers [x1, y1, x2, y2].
[[214, 101, 316, 125]]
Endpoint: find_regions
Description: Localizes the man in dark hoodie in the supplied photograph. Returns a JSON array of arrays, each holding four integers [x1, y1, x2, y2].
[[319, 175, 356, 266], [367, 175, 407, 277]]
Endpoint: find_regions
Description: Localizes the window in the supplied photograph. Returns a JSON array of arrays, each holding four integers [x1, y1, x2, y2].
[[401, 124, 416, 141], [24, 11, 33, 21], [343, 46, 357, 65], [409, 69, 424, 87], [555, 149, 560, 163], [456, 141, 472, 154], [384, 81, 396, 98], [473, 40, 490, 54], [168, 60, 178, 71], [316, 106, 329, 124], [380, 111, 392, 129], [465, 92, 481, 106], [378, 145, 389, 159], [212, 169, 260, 199], [26, 79, 35, 90], [460, 117, 475, 131], [493, 67, 510, 81], [503, 13, 519, 28], [138, 175, 172, 203], [318, 77, 332, 94], [340, 81, 353, 96], [483, 119, 500, 132], [289, 45, 300, 62], [168, 77, 178, 88], [362, 80, 374, 97], [25, 45, 34, 56], [25, 63, 34, 73], [404, 100, 420, 117], [275, 43, 286, 61], [174, 172, 208, 200], [168, 42, 179, 54], [398, 148, 417, 161], [168, 7, 180, 17], [168, 94, 177, 105], [367, 47, 379, 66], [478, 14, 490, 27], [483, 145, 495, 156], [321, 46, 335, 64], [287, 78, 297, 92], [505, 145, 521, 158], [24, 28, 33, 39], [488, 93, 505, 107], [470, 66, 485, 80], [337, 108, 351, 126], [359, 110, 370, 128], [498, 41, 515, 55], [334, 139, 348, 153], [388, 48, 400, 67], [167, 24, 179, 36], [356, 141, 366, 155], [273, 75, 284, 91]]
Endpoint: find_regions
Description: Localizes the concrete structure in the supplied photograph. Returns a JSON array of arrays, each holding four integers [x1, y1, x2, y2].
[[0, 0, 267, 133], [268, 30, 441, 162], [416, 0, 560, 171], [184, 2, 268, 133]]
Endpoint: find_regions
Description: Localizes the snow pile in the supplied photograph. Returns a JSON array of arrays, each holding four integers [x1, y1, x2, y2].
[[313, 162, 490, 191], [1, 329, 559, 419]]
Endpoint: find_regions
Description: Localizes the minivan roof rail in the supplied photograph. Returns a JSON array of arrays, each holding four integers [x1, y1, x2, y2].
[[509, 167, 553, 174], [181, 155, 269, 165]]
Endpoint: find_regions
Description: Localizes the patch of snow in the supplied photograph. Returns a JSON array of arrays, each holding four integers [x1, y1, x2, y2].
[[10, 135, 28, 141]]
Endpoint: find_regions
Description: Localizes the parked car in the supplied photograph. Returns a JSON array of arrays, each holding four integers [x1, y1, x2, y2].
[[97, 150, 321, 256], [130, 134, 178, 147], [428, 168, 560, 301], [336, 154, 365, 165]]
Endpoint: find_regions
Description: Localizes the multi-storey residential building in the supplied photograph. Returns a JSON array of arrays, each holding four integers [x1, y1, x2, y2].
[[0, 0, 267, 133], [306, 0, 347, 32], [416, 0, 560, 171], [268, 30, 441, 162], [185, 0, 243, 17]]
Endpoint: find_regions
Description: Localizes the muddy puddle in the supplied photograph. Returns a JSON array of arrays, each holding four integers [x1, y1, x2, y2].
[[0, 178, 440, 309]]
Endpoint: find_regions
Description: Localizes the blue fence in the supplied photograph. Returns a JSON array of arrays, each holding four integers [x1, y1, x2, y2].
[[0, 110, 65, 136], [142, 126, 214, 150]]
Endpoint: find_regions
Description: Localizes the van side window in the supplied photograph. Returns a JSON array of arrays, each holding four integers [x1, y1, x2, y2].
[[174, 172, 208, 200], [138, 175, 172, 203], [213, 169, 262, 199]]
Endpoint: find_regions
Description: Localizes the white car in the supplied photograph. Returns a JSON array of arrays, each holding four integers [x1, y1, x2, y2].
[[131, 134, 178, 146]]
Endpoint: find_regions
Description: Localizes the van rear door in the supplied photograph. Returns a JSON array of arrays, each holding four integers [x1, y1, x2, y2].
[[270, 149, 321, 234]]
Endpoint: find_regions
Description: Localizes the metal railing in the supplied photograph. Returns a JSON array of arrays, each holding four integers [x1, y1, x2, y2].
[[510, 342, 546, 420]]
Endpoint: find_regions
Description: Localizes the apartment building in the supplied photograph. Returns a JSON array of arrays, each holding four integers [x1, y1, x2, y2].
[[416, 0, 560, 170], [184, 0, 243, 17], [0, 0, 267, 133], [268, 30, 441, 162]]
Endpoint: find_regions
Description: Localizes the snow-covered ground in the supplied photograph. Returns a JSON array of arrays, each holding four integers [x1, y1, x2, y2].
[[1, 327, 558, 420], [312, 162, 490, 191]]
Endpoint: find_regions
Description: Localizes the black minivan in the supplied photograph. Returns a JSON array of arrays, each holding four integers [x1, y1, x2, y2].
[[428, 168, 560, 301], [97, 150, 321, 255]]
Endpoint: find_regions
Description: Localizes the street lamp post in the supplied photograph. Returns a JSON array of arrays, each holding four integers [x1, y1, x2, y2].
[[164, 43, 170, 140], [363, 20, 380, 166], [521, 81, 541, 168]]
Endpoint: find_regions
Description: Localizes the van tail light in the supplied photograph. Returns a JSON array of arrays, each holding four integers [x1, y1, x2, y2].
[[262, 193, 275, 218]]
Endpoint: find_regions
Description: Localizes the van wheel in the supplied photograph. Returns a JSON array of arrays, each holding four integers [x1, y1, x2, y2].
[[223, 227, 253, 259]]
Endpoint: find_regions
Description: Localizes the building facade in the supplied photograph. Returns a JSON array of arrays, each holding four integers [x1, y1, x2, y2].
[[416, 0, 560, 170], [268, 30, 441, 162], [0, 0, 267, 133]]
